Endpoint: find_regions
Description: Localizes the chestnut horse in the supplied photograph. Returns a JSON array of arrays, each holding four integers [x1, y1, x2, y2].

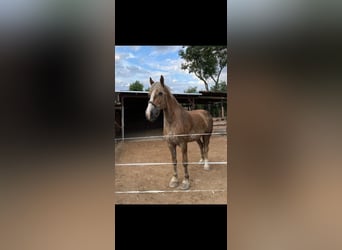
[[145, 75, 213, 190]]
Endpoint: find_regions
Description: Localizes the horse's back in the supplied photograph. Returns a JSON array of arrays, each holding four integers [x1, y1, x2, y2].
[[188, 109, 213, 133]]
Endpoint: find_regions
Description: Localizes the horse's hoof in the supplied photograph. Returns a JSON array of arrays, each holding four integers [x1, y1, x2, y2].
[[199, 159, 204, 164], [180, 180, 190, 190], [204, 165, 210, 171], [169, 176, 179, 188]]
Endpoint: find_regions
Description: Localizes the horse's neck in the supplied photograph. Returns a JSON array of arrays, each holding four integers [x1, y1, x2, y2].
[[163, 94, 184, 125]]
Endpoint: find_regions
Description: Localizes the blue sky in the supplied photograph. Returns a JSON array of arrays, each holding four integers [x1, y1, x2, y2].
[[115, 46, 227, 93]]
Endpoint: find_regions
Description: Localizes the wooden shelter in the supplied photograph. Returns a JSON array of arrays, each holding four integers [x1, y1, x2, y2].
[[114, 91, 227, 139]]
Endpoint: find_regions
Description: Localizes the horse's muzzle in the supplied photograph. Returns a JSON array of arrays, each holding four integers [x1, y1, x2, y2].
[[148, 107, 160, 122], [146, 102, 160, 122]]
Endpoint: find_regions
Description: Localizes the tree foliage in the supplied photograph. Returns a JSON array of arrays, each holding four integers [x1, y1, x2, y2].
[[129, 80, 144, 91], [179, 46, 227, 91], [184, 86, 198, 93], [210, 81, 227, 92]]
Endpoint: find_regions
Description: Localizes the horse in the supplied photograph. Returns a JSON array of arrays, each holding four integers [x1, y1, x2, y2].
[[145, 75, 213, 190]]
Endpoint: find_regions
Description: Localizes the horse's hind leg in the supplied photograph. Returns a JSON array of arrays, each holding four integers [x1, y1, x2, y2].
[[180, 142, 190, 190], [203, 135, 211, 170], [168, 143, 179, 188], [196, 138, 205, 163]]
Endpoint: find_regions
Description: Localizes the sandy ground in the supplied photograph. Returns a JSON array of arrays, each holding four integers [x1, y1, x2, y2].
[[114, 119, 228, 204]]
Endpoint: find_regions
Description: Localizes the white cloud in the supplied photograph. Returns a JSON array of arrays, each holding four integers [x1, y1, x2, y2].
[[148, 46, 183, 56], [131, 46, 141, 51], [115, 52, 136, 62], [145, 58, 184, 75], [127, 53, 135, 59]]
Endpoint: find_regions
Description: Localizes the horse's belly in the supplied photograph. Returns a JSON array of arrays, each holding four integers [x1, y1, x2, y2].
[[165, 132, 200, 144], [165, 134, 181, 144], [188, 134, 201, 141]]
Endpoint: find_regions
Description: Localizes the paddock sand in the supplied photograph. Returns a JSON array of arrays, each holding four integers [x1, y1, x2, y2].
[[114, 130, 228, 204]]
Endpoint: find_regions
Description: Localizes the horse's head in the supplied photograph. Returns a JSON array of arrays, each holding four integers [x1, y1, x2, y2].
[[145, 75, 168, 122]]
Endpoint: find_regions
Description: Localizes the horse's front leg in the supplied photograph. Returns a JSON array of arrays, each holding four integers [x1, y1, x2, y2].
[[180, 142, 190, 190], [168, 143, 179, 188]]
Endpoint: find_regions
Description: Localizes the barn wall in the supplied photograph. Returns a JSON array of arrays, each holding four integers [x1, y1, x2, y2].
[[115, 92, 227, 139], [123, 97, 163, 137]]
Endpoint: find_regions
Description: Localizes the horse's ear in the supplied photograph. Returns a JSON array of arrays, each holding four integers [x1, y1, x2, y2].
[[160, 75, 164, 87], [149, 77, 154, 85]]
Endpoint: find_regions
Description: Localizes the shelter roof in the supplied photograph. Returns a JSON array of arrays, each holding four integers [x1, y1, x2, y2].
[[114, 90, 226, 105]]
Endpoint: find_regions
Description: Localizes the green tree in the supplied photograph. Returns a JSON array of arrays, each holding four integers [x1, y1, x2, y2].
[[210, 81, 227, 92], [129, 80, 144, 91], [179, 46, 227, 91], [184, 86, 198, 93]]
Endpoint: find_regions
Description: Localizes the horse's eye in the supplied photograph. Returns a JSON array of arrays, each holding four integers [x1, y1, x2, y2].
[[158, 92, 163, 96]]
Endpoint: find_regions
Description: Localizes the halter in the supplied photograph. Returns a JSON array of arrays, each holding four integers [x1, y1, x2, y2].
[[148, 101, 158, 108]]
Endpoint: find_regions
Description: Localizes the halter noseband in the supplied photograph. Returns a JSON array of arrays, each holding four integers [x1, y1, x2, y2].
[[148, 101, 158, 108]]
